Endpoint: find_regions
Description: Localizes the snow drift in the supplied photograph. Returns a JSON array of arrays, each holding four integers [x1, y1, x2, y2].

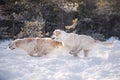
[[0, 37, 120, 80]]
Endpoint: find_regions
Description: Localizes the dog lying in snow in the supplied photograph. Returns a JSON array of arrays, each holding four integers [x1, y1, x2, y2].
[[9, 38, 63, 57], [51, 29, 114, 57]]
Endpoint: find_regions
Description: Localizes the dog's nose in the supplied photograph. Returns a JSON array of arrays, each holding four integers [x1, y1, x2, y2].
[[8, 43, 15, 50], [8, 45, 12, 49], [52, 37, 55, 39]]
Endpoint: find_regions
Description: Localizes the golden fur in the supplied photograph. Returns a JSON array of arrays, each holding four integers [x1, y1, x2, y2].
[[9, 38, 63, 57]]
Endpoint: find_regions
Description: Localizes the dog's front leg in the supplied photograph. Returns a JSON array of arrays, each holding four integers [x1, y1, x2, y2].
[[28, 48, 43, 57], [35, 53, 43, 57], [83, 49, 90, 57], [28, 52, 37, 57], [70, 51, 78, 57], [70, 48, 82, 57]]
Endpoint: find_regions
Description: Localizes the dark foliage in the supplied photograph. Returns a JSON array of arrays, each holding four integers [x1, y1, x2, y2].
[[0, 0, 120, 40]]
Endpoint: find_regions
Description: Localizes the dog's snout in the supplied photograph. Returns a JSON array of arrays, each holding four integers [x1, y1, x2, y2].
[[8, 43, 15, 50]]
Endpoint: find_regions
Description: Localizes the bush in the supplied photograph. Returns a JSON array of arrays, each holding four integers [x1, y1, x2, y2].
[[16, 21, 44, 38]]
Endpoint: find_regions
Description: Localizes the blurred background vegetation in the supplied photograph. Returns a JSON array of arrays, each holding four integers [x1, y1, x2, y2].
[[0, 0, 120, 40]]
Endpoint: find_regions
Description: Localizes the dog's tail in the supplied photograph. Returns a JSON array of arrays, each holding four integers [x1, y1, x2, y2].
[[95, 40, 114, 47]]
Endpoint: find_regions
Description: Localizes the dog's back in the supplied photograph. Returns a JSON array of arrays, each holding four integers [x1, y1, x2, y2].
[[33, 38, 63, 56]]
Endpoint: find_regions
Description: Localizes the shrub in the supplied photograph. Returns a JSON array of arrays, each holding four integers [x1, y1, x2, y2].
[[16, 21, 44, 38]]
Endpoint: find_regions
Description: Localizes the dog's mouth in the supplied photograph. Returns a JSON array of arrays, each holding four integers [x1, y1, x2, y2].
[[9, 45, 16, 50], [51, 37, 59, 40], [9, 47, 15, 50]]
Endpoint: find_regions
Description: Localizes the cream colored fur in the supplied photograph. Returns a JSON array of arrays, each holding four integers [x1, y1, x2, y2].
[[52, 29, 113, 57], [9, 38, 63, 57]]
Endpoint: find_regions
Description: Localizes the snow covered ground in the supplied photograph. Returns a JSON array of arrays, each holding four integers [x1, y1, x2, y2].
[[0, 37, 120, 80]]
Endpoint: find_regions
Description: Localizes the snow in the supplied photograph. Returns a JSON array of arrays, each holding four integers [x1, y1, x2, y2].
[[0, 37, 120, 80]]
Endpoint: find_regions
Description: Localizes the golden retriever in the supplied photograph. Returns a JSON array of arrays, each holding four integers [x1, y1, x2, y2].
[[51, 29, 113, 57], [9, 38, 63, 57]]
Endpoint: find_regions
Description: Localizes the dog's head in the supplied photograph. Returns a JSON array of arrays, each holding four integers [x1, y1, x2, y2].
[[9, 41, 17, 50], [9, 39, 21, 50], [51, 29, 67, 41]]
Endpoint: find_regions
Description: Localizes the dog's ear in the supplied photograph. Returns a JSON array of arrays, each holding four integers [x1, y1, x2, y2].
[[52, 41, 63, 48], [55, 30, 61, 36], [56, 41, 63, 47]]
